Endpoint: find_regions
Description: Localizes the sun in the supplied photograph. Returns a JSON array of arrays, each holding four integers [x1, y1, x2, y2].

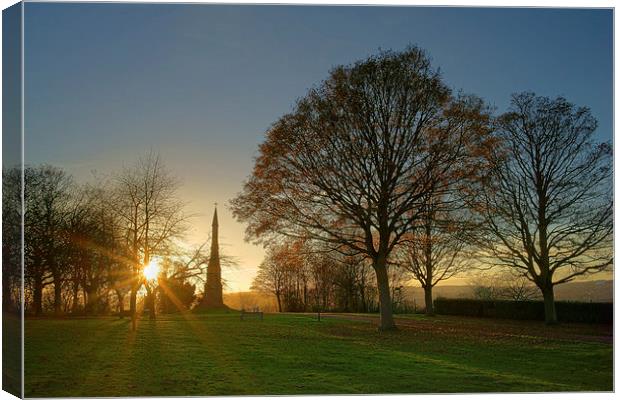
[[143, 259, 160, 281]]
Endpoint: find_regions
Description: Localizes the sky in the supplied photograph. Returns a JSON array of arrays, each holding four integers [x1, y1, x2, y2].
[[23, 3, 613, 291]]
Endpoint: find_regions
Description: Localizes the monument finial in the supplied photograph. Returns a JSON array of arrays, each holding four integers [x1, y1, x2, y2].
[[212, 203, 219, 228]]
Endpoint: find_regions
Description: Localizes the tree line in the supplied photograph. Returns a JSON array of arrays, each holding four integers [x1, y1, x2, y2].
[[2, 153, 212, 329], [250, 239, 412, 313], [231, 46, 612, 328]]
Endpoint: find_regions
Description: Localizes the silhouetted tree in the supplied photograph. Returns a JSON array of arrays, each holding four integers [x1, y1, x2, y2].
[[63, 184, 97, 314], [395, 94, 492, 315], [397, 193, 474, 315], [22, 165, 73, 315], [155, 255, 203, 313], [115, 152, 188, 327], [2, 167, 22, 313], [252, 239, 375, 313], [474, 93, 612, 324], [158, 275, 196, 313]]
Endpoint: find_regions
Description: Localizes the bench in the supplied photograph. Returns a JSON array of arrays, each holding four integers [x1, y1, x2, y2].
[[240, 309, 264, 321]]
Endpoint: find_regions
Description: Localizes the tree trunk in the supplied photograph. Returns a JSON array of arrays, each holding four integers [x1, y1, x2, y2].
[[542, 285, 557, 324], [424, 286, 434, 316], [129, 287, 138, 331], [71, 282, 80, 314], [424, 215, 434, 316], [373, 258, 396, 331], [115, 289, 125, 315], [2, 272, 13, 312], [33, 280, 43, 316], [53, 273, 62, 316], [359, 284, 367, 313], [275, 293, 282, 313], [85, 288, 98, 315], [146, 288, 156, 320]]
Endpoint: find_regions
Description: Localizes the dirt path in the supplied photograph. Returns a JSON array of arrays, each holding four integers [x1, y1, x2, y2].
[[315, 313, 613, 344]]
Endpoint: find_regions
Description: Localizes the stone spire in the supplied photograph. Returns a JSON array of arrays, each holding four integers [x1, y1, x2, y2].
[[201, 204, 224, 308], [210, 206, 219, 259]]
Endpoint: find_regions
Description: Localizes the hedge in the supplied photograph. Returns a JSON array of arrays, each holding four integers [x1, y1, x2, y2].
[[433, 298, 613, 324]]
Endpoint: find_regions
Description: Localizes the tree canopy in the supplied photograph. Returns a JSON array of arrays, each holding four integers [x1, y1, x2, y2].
[[232, 46, 494, 329]]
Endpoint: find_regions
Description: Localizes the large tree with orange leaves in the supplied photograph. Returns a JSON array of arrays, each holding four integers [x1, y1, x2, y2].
[[232, 47, 492, 330]]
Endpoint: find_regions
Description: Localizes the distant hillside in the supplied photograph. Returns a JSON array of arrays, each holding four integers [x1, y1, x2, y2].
[[224, 280, 613, 312], [405, 280, 613, 303], [223, 291, 278, 312], [552, 280, 613, 302]]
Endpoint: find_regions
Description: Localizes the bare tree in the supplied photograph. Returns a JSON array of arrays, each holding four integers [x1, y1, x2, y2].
[[474, 93, 612, 324], [396, 94, 492, 316], [63, 183, 97, 314], [59, 175, 134, 316], [398, 192, 473, 315], [80, 182, 126, 315], [231, 47, 491, 330], [469, 272, 540, 302], [501, 275, 540, 302], [115, 152, 187, 328]]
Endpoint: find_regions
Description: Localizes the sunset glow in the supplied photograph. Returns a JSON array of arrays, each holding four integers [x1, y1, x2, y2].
[[143, 259, 160, 281]]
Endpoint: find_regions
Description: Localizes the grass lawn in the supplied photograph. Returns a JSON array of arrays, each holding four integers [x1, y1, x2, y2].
[[3, 313, 22, 397], [24, 312, 612, 397]]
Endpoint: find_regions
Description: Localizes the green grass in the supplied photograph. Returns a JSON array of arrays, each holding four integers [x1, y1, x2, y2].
[[3, 312, 22, 397], [24, 313, 612, 397]]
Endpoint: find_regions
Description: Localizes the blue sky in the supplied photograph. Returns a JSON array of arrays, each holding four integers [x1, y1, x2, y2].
[[23, 4, 613, 290]]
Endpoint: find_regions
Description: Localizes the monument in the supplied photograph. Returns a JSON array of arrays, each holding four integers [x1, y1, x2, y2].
[[199, 205, 225, 309]]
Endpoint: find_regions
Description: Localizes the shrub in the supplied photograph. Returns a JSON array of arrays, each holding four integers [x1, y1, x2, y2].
[[434, 298, 612, 324]]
